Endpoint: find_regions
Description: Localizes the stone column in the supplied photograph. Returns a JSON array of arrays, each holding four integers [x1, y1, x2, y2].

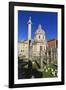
[[40, 46, 43, 69], [51, 48, 53, 64], [27, 17, 32, 78], [54, 48, 56, 62], [27, 17, 32, 40], [47, 51, 49, 65], [41, 51, 44, 69]]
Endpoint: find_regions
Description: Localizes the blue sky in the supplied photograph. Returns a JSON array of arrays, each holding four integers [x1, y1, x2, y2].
[[18, 10, 57, 41]]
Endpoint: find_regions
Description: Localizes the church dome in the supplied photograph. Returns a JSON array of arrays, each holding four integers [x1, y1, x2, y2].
[[34, 24, 46, 41], [35, 24, 45, 35]]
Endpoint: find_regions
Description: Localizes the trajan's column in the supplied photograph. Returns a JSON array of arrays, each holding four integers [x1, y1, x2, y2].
[[27, 16, 32, 40], [27, 17, 32, 61], [27, 17, 32, 77]]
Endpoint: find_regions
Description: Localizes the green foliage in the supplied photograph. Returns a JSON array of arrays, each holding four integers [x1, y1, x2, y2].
[[32, 62, 58, 78], [43, 64, 57, 78]]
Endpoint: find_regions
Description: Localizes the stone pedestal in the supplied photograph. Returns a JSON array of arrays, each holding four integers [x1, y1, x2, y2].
[[28, 40, 32, 78], [28, 40, 32, 61]]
